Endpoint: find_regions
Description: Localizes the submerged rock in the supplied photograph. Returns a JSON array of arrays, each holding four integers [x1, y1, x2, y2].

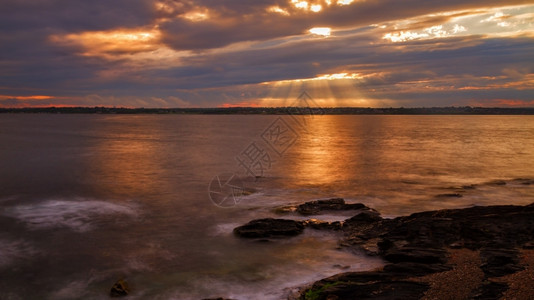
[[233, 218, 305, 238], [110, 279, 129, 297], [296, 198, 367, 215], [435, 193, 463, 198]]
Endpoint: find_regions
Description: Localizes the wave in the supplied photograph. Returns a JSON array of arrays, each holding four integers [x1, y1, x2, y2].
[[2, 198, 138, 232], [0, 236, 40, 268]]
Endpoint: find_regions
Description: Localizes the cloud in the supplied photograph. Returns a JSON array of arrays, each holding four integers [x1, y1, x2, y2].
[[0, 0, 533, 107]]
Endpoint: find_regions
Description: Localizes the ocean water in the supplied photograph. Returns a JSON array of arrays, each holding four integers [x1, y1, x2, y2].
[[0, 114, 533, 299]]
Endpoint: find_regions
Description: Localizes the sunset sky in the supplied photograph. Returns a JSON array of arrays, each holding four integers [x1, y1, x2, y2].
[[1, 0, 533, 108]]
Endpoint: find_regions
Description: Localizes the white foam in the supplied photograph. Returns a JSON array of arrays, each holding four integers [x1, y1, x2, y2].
[[0, 237, 40, 268], [210, 223, 242, 236], [3, 198, 138, 232]]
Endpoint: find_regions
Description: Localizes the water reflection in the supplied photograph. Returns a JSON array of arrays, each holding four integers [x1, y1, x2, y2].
[[88, 116, 168, 199]]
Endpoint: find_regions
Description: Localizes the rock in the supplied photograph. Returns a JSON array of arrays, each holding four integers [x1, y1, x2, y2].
[[522, 241, 534, 249], [384, 247, 448, 264], [487, 180, 507, 185], [470, 281, 508, 300], [479, 248, 524, 277], [299, 202, 534, 300], [273, 205, 297, 214], [110, 279, 129, 297], [304, 219, 342, 230], [202, 298, 236, 300], [383, 262, 452, 276], [435, 193, 463, 198], [233, 218, 304, 238], [343, 203, 534, 252], [296, 198, 367, 215], [300, 271, 429, 300]]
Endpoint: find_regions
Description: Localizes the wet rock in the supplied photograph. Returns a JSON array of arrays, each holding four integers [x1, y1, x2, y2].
[[273, 205, 297, 214], [291, 202, 534, 299], [462, 184, 477, 189], [110, 279, 129, 297], [487, 180, 507, 185], [344, 203, 534, 252], [480, 248, 524, 277], [304, 219, 342, 231], [522, 241, 534, 249], [383, 262, 452, 276], [233, 218, 304, 238], [202, 298, 236, 300], [296, 198, 367, 215], [384, 247, 448, 264], [299, 271, 429, 300], [470, 281, 508, 299], [435, 193, 463, 198]]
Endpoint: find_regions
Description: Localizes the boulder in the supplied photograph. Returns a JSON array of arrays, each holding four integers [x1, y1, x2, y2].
[[233, 218, 305, 238], [110, 279, 129, 297], [296, 198, 367, 215]]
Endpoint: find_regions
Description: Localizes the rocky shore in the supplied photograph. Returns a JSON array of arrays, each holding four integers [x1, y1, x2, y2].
[[233, 198, 534, 300]]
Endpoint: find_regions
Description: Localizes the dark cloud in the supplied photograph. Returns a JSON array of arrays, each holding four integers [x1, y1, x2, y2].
[[159, 0, 531, 51], [0, 0, 155, 32], [0, 0, 533, 107]]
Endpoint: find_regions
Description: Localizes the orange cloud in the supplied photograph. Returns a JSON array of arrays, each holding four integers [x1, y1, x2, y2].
[[0, 95, 53, 100], [218, 101, 261, 108], [495, 99, 534, 106]]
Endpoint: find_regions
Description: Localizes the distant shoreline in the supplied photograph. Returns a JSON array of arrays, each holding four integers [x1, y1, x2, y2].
[[2, 106, 534, 115]]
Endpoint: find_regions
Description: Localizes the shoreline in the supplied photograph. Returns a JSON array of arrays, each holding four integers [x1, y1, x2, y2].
[[2, 106, 534, 115], [233, 198, 534, 300]]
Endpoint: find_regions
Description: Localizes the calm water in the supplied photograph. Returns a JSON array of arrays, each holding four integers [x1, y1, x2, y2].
[[1, 114, 533, 299]]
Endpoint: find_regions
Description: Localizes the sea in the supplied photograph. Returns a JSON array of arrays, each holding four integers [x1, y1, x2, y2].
[[1, 114, 533, 299]]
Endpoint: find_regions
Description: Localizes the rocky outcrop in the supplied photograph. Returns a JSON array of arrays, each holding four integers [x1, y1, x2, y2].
[[235, 200, 534, 298], [296, 198, 367, 215], [298, 202, 534, 299], [233, 218, 305, 238], [299, 271, 429, 300], [343, 203, 534, 257]]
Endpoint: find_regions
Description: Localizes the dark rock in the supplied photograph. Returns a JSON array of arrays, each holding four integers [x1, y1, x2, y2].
[[471, 281, 508, 299], [304, 219, 343, 231], [233, 218, 304, 238], [384, 247, 447, 264], [383, 262, 452, 276], [110, 279, 129, 297], [487, 180, 507, 185], [296, 198, 367, 215], [300, 271, 428, 300], [343, 203, 534, 253], [435, 193, 463, 198], [292, 202, 534, 299], [480, 248, 524, 277], [523, 241, 534, 249], [202, 298, 236, 300], [462, 184, 477, 189]]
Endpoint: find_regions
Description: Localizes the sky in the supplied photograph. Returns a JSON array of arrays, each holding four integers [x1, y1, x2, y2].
[[0, 0, 533, 108]]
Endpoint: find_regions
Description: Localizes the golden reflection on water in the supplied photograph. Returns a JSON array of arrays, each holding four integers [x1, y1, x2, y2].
[[288, 115, 388, 188], [290, 115, 345, 186], [88, 117, 167, 198], [280, 115, 534, 214]]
